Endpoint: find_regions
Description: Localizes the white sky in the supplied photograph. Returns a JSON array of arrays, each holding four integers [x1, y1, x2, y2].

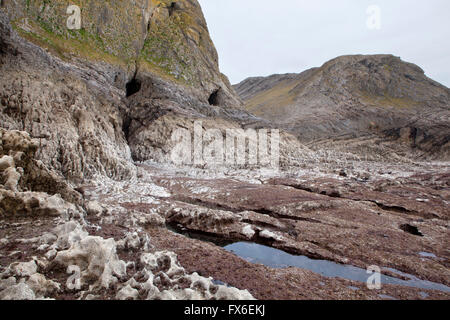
[[198, 0, 450, 87]]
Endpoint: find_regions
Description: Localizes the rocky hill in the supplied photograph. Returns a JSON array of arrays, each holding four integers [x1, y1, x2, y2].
[[0, 1, 449, 301], [234, 55, 450, 160]]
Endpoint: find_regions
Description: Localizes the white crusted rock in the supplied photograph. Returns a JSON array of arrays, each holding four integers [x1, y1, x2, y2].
[[139, 251, 255, 300], [55, 235, 127, 290], [86, 201, 104, 216], [0, 190, 77, 217], [41, 194, 77, 217], [0, 277, 16, 291], [0, 155, 14, 171], [117, 232, 141, 250], [117, 232, 151, 251], [0, 283, 36, 300], [135, 211, 166, 227], [45, 248, 57, 260], [241, 225, 256, 239], [26, 273, 60, 297], [214, 286, 255, 300], [116, 284, 139, 300], [53, 221, 89, 249], [157, 288, 204, 300], [141, 251, 185, 277], [259, 229, 283, 241], [3, 167, 21, 191], [10, 260, 37, 277]]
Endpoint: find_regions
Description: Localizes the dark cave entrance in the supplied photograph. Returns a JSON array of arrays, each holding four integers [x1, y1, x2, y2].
[[168, 2, 178, 17], [400, 224, 423, 237], [208, 89, 221, 106], [126, 78, 141, 97]]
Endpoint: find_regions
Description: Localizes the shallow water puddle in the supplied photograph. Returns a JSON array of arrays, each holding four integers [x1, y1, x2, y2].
[[419, 252, 437, 258], [224, 242, 450, 292]]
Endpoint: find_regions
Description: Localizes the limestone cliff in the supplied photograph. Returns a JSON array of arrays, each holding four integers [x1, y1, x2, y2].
[[4, 0, 237, 94], [0, 0, 259, 182]]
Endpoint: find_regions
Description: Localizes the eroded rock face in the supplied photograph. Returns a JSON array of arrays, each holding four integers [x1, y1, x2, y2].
[[0, 8, 136, 182], [0, 1, 267, 176], [0, 128, 82, 217], [0, 219, 254, 300], [234, 55, 450, 160], [0, 124, 255, 300]]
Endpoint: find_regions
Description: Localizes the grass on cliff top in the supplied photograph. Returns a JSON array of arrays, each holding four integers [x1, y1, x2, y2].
[[13, 19, 130, 68], [12, 19, 193, 87], [10, 0, 219, 88]]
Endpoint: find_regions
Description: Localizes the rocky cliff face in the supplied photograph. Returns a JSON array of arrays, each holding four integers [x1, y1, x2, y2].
[[0, 0, 262, 181], [4, 0, 236, 91], [235, 55, 450, 160], [0, 1, 260, 300]]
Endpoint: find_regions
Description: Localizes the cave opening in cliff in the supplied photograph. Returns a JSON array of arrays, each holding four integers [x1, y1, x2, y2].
[[168, 2, 178, 17], [208, 89, 221, 106], [400, 224, 423, 237], [126, 78, 141, 97]]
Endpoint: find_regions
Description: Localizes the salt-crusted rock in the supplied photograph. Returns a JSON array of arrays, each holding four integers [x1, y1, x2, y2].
[[38, 233, 57, 246], [0, 189, 78, 217], [26, 273, 60, 297], [241, 225, 256, 239], [85, 201, 104, 217], [0, 155, 14, 171], [116, 285, 139, 300], [0, 283, 36, 300], [54, 235, 127, 290], [41, 194, 77, 217], [139, 251, 255, 300], [259, 229, 283, 241], [10, 260, 37, 277], [3, 167, 21, 192], [141, 251, 185, 278], [134, 211, 166, 227], [0, 277, 16, 291], [166, 206, 237, 230], [53, 221, 89, 250], [117, 232, 151, 251], [214, 285, 255, 300], [44, 249, 57, 261], [157, 289, 204, 300], [1, 130, 38, 158]]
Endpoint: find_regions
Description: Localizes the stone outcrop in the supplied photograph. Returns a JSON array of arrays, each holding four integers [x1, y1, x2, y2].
[[0, 128, 82, 217], [0, 1, 270, 176], [234, 55, 450, 160]]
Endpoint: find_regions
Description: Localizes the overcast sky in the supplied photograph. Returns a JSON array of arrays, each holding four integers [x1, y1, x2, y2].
[[197, 0, 450, 87]]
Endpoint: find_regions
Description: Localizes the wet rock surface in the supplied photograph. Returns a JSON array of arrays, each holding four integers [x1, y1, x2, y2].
[[2, 149, 448, 300]]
